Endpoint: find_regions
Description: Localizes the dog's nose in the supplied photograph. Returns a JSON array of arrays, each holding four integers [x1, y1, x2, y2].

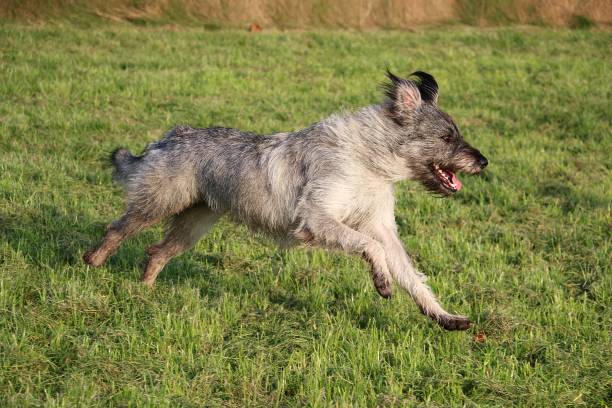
[[478, 156, 488, 169]]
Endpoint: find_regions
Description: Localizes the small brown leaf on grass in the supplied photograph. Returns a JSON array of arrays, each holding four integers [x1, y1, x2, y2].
[[473, 332, 487, 343], [248, 23, 262, 32]]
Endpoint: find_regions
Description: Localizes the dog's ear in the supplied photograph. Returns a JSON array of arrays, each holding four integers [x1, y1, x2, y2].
[[383, 70, 422, 123], [409, 71, 439, 104]]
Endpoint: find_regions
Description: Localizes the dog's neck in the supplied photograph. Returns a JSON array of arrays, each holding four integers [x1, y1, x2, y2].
[[316, 105, 413, 182]]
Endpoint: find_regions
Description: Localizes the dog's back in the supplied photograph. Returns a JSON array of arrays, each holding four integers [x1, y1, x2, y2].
[[111, 125, 312, 235]]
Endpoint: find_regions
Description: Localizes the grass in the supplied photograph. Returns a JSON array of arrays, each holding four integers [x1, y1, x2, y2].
[[2, 0, 610, 28], [0, 22, 610, 406]]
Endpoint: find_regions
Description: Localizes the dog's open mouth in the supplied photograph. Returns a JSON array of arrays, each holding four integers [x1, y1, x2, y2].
[[432, 164, 462, 192]]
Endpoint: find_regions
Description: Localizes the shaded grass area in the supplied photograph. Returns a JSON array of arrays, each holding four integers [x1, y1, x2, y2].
[[0, 23, 611, 406]]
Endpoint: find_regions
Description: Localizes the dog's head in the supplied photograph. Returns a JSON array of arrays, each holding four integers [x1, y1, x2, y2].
[[383, 70, 488, 195]]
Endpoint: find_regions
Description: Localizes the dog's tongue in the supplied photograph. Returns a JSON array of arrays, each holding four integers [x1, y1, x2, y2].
[[450, 172, 462, 191]]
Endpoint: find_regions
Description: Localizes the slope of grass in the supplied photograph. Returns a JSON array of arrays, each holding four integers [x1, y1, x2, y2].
[[0, 23, 610, 406]]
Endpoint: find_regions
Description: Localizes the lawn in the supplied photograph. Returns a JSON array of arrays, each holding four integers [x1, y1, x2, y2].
[[0, 22, 610, 406]]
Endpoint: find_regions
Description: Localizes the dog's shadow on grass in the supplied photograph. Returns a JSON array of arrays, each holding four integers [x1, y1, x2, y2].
[[0, 205, 93, 268], [1, 205, 402, 326], [0, 204, 225, 298], [153, 252, 226, 299]]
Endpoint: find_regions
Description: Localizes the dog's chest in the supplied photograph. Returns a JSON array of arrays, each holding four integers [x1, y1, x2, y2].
[[332, 178, 395, 229]]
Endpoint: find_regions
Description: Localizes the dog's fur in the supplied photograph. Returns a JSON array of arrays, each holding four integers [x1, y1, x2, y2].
[[84, 70, 488, 331]]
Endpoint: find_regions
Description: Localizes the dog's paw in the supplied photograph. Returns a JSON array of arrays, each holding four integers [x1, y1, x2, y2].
[[377, 285, 392, 299], [140, 276, 157, 287], [373, 275, 392, 299], [83, 250, 103, 267], [437, 314, 471, 331]]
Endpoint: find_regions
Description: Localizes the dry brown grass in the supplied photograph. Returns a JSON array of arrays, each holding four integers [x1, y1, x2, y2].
[[457, 0, 612, 26], [1, 0, 610, 28]]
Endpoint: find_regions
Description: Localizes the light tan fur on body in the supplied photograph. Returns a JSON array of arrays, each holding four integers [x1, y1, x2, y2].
[[84, 71, 488, 331]]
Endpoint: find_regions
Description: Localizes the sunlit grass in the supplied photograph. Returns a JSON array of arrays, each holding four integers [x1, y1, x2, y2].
[[0, 23, 610, 406]]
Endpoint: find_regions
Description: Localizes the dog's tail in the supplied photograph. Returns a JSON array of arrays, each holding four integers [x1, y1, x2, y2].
[[111, 147, 139, 187]]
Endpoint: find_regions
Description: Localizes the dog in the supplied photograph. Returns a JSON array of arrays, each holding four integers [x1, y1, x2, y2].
[[84, 70, 488, 330]]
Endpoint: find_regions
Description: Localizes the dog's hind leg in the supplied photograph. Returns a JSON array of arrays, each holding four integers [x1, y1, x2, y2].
[[83, 209, 160, 267], [84, 159, 201, 268], [141, 204, 221, 286], [294, 214, 393, 298], [368, 222, 471, 331]]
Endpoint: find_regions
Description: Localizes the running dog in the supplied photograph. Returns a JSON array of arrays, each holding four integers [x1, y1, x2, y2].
[[84, 70, 488, 330]]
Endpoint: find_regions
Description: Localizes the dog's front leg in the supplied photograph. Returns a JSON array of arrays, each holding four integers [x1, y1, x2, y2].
[[368, 223, 471, 331], [294, 216, 393, 298]]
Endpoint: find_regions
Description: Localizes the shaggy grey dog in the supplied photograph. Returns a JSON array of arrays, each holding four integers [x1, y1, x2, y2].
[[84, 70, 488, 331]]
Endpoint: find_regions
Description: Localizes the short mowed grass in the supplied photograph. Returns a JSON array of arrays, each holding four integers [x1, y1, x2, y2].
[[1, 22, 610, 407]]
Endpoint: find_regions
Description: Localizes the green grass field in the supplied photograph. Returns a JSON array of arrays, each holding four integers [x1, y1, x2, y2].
[[1, 22, 610, 406]]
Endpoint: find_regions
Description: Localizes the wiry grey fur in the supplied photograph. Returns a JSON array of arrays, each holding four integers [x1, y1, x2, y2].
[[84, 70, 488, 331]]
